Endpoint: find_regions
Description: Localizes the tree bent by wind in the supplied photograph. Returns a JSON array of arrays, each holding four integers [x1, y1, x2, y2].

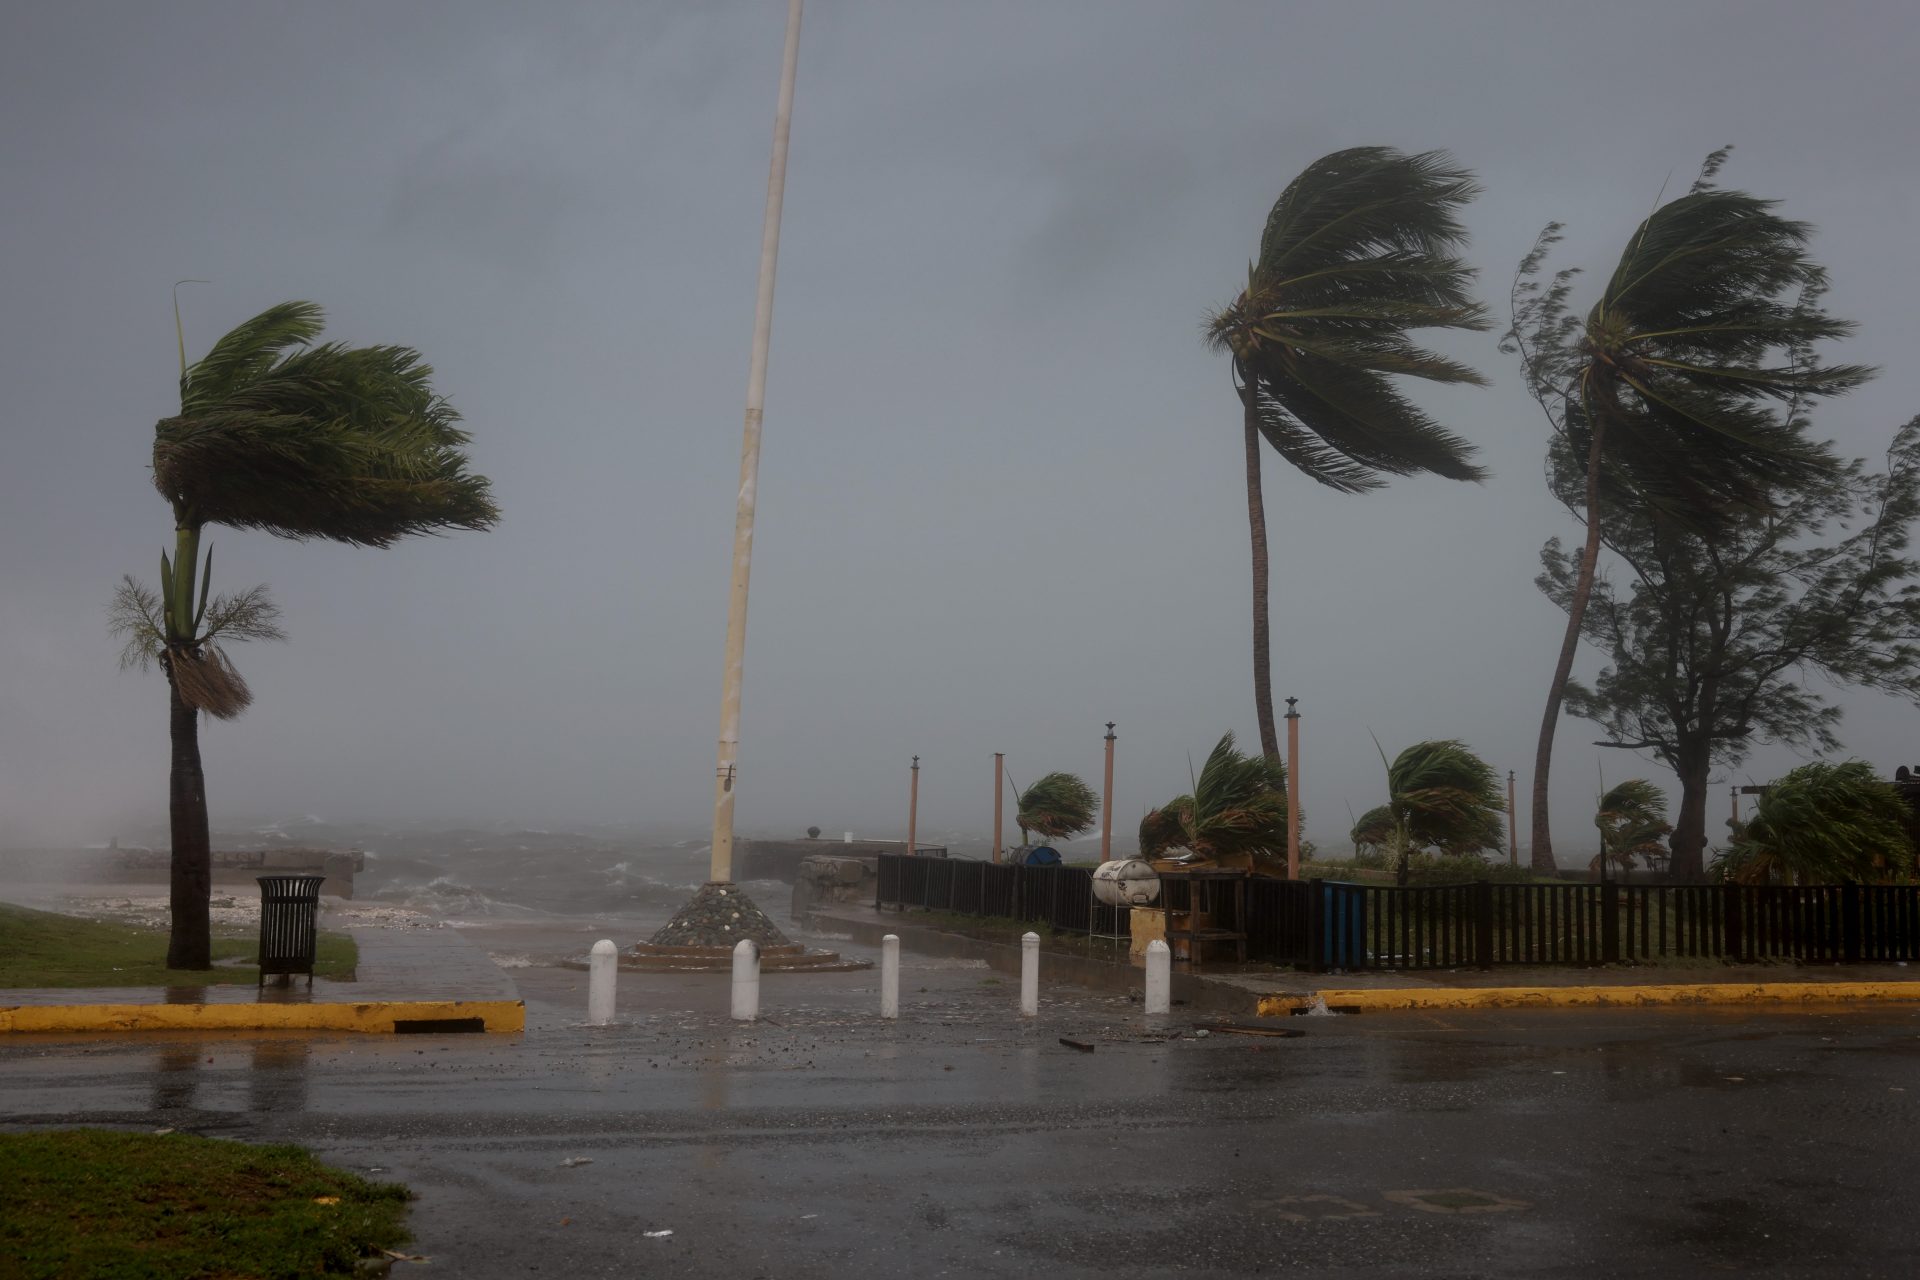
[[1504, 148, 1869, 873], [1206, 147, 1490, 762], [111, 301, 497, 969]]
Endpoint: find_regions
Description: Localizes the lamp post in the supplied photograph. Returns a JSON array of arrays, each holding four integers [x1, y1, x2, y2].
[[1100, 723, 1116, 863], [1284, 698, 1301, 879], [907, 755, 920, 857], [1508, 770, 1519, 866], [992, 752, 1004, 863]]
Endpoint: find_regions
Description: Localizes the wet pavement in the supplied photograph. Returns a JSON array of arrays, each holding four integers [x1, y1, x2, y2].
[[5, 939, 1919, 1276]]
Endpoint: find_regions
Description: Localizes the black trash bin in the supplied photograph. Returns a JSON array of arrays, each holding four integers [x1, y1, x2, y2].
[[256, 874, 327, 988]]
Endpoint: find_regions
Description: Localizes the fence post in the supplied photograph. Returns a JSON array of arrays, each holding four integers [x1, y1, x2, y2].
[[1601, 880, 1620, 964], [587, 939, 617, 1026], [1842, 882, 1862, 964], [1020, 931, 1039, 1016], [1474, 880, 1493, 970], [1306, 877, 1327, 973], [1722, 883, 1744, 962], [881, 934, 900, 1018], [731, 939, 760, 1021]]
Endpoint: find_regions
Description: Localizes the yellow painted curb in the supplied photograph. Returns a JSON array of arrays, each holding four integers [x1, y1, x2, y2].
[[1256, 981, 1920, 1016], [0, 998, 524, 1035]]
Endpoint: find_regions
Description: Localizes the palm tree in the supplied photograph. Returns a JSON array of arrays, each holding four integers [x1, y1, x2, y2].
[[1138, 732, 1291, 874], [1506, 149, 1868, 874], [1592, 779, 1673, 876], [1716, 761, 1913, 884], [1362, 738, 1505, 884], [111, 301, 497, 969], [1015, 772, 1099, 847], [1206, 146, 1490, 760]]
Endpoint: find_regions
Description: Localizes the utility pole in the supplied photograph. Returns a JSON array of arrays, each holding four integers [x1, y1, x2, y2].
[[1100, 723, 1116, 864], [1508, 770, 1519, 867], [703, 0, 804, 887]]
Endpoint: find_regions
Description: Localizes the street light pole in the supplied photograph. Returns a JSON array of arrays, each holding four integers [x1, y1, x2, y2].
[[907, 755, 920, 857], [992, 752, 1004, 863], [1284, 698, 1302, 879], [705, 0, 804, 887], [1100, 723, 1116, 864]]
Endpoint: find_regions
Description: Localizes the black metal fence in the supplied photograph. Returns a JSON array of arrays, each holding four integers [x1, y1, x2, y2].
[[874, 854, 1920, 971]]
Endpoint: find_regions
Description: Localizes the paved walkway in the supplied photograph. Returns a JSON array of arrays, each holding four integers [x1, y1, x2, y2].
[[0, 927, 522, 1033]]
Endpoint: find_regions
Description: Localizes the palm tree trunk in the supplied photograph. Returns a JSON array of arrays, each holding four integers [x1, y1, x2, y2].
[[1531, 420, 1608, 871], [165, 669, 212, 970], [1241, 388, 1280, 761]]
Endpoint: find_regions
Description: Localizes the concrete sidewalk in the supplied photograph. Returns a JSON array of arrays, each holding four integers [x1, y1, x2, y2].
[[0, 926, 524, 1034], [816, 902, 1920, 1015]]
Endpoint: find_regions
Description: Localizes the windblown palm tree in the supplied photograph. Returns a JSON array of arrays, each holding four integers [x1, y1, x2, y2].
[[1361, 738, 1505, 884], [1138, 732, 1291, 873], [111, 301, 497, 969], [1506, 149, 1868, 873], [1207, 146, 1490, 760], [1592, 779, 1673, 875], [1015, 772, 1099, 845], [1715, 761, 1913, 884]]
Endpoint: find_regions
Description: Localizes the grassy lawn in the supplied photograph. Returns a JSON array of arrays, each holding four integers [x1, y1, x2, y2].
[[0, 902, 356, 988], [0, 1129, 410, 1279]]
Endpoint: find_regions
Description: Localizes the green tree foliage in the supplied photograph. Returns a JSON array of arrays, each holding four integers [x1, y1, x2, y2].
[[112, 301, 497, 969], [1357, 738, 1506, 884], [1138, 732, 1291, 874], [1206, 147, 1489, 760], [1716, 761, 1914, 884], [1592, 779, 1674, 875], [1539, 419, 1920, 879], [1504, 147, 1867, 872], [1015, 772, 1099, 844]]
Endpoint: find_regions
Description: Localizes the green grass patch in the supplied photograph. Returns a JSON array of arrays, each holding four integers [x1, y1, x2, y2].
[[0, 902, 356, 988], [0, 1129, 409, 1279]]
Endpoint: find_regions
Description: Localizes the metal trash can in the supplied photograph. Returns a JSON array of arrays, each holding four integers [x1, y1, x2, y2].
[[256, 874, 326, 987]]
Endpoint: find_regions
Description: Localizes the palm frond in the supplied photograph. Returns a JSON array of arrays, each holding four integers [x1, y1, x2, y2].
[[1717, 761, 1914, 883], [1142, 732, 1292, 866], [108, 575, 165, 672], [1209, 146, 1490, 492], [166, 644, 253, 720], [200, 584, 287, 645]]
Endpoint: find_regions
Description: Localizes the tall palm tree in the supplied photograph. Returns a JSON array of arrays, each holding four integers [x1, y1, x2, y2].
[[1360, 738, 1506, 884], [1507, 150, 1868, 873], [1207, 146, 1490, 760], [1138, 732, 1291, 873], [111, 301, 497, 969]]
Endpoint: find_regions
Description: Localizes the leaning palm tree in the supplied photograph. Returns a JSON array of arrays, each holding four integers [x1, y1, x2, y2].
[[111, 300, 497, 969], [1506, 148, 1869, 873], [1592, 779, 1673, 876], [1138, 732, 1291, 874], [1207, 146, 1491, 760], [1366, 737, 1506, 884], [1715, 761, 1913, 884], [1015, 772, 1099, 846]]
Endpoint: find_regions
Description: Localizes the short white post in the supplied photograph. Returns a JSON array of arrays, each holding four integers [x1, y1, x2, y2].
[[587, 939, 618, 1025], [731, 938, 760, 1021], [880, 934, 900, 1019], [1020, 931, 1040, 1017], [1144, 939, 1171, 1016]]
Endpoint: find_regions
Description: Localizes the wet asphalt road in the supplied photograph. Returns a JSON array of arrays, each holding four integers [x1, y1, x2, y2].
[[5, 950, 1919, 1278]]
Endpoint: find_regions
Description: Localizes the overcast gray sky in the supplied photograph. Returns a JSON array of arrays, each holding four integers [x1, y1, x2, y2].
[[4, 1, 1918, 853]]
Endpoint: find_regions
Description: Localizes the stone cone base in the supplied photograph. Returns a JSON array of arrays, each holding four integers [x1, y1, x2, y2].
[[630, 881, 869, 973], [649, 882, 792, 948]]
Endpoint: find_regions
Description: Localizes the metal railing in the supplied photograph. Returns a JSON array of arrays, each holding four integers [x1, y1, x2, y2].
[[876, 855, 1920, 971]]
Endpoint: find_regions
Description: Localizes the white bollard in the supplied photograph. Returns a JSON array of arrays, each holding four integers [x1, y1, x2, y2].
[[587, 938, 618, 1025], [731, 938, 760, 1021], [1144, 939, 1171, 1016], [881, 934, 900, 1019], [1020, 931, 1039, 1016]]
